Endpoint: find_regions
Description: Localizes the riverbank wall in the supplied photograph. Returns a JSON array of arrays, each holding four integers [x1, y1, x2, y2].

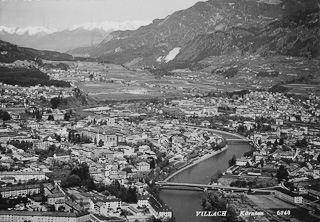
[[164, 145, 228, 182], [163, 126, 251, 182]]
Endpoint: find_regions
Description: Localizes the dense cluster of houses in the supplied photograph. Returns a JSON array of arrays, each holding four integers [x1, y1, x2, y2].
[[0, 80, 320, 222], [0, 84, 75, 109]]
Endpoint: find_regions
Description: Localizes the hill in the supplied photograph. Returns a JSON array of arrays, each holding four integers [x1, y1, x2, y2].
[[0, 67, 70, 87], [0, 40, 74, 64], [164, 8, 319, 69], [76, 0, 318, 67]]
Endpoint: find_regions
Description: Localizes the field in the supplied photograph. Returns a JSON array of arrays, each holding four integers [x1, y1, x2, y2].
[[79, 82, 161, 101], [67, 61, 190, 100], [200, 55, 320, 91], [282, 84, 320, 96], [45, 56, 320, 101]]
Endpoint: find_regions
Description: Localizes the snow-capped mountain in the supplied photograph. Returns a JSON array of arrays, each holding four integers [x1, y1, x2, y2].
[[0, 26, 57, 35], [0, 20, 151, 52]]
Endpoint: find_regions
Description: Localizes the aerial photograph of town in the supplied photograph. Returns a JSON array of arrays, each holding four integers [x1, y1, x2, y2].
[[0, 0, 319, 221]]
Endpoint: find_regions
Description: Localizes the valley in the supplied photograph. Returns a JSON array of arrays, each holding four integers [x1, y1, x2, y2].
[[44, 53, 320, 104], [0, 1, 320, 222]]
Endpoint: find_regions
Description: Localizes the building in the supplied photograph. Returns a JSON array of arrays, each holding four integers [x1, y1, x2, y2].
[[0, 210, 90, 222], [201, 120, 211, 127], [137, 162, 150, 172], [308, 188, 320, 199], [274, 187, 303, 204], [235, 157, 249, 166], [0, 184, 40, 198], [47, 192, 66, 205], [90, 213, 125, 222], [0, 171, 47, 182], [148, 196, 173, 219], [226, 165, 239, 174], [137, 196, 149, 208], [158, 206, 173, 219], [104, 197, 121, 210], [247, 170, 262, 176], [81, 127, 126, 147], [276, 119, 284, 125]]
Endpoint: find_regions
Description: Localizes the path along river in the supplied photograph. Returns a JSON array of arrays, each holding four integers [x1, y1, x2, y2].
[[159, 130, 252, 222]]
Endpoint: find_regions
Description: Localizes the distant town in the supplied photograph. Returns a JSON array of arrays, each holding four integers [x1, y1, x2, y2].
[[0, 58, 319, 222]]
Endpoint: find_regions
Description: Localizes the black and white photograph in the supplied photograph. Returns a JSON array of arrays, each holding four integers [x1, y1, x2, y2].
[[0, 0, 320, 221]]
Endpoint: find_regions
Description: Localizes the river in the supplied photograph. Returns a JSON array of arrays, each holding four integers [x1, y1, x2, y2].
[[159, 132, 252, 222]]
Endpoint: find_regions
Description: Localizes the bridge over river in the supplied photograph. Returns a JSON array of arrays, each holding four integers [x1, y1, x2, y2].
[[156, 181, 278, 193], [226, 138, 248, 141], [226, 138, 251, 143]]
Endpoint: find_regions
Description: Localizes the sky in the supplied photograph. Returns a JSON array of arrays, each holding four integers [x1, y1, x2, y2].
[[0, 0, 204, 30]]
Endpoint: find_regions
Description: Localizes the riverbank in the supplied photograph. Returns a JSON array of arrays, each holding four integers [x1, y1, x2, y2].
[[159, 131, 252, 222], [162, 127, 248, 183], [183, 125, 247, 140], [164, 145, 228, 182]]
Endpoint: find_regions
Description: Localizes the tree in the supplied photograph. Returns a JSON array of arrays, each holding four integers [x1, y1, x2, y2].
[[126, 186, 138, 203], [300, 137, 308, 147], [150, 158, 156, 169], [48, 115, 54, 121], [71, 162, 90, 181], [284, 182, 295, 191], [122, 168, 132, 174], [279, 138, 284, 145], [98, 139, 104, 147], [50, 97, 61, 109], [47, 205, 55, 212], [244, 150, 253, 157], [248, 181, 254, 192], [61, 174, 81, 188], [267, 141, 272, 146], [39, 184, 45, 198], [2, 111, 11, 121], [55, 134, 61, 142], [58, 205, 65, 212], [237, 125, 246, 134], [35, 110, 42, 119], [64, 113, 70, 121], [82, 178, 95, 191], [276, 165, 289, 183], [228, 155, 237, 167], [110, 180, 121, 195]]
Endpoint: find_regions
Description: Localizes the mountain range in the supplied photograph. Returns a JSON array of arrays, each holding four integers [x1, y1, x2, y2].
[[0, 20, 151, 52], [1, 0, 319, 71], [69, 0, 319, 68]]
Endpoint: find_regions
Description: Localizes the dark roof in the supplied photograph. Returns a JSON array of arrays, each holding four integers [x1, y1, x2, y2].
[[0, 184, 40, 192], [148, 196, 172, 213], [92, 214, 126, 222], [138, 195, 149, 200], [105, 198, 121, 202], [275, 187, 301, 198], [48, 192, 65, 198], [0, 210, 89, 217]]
